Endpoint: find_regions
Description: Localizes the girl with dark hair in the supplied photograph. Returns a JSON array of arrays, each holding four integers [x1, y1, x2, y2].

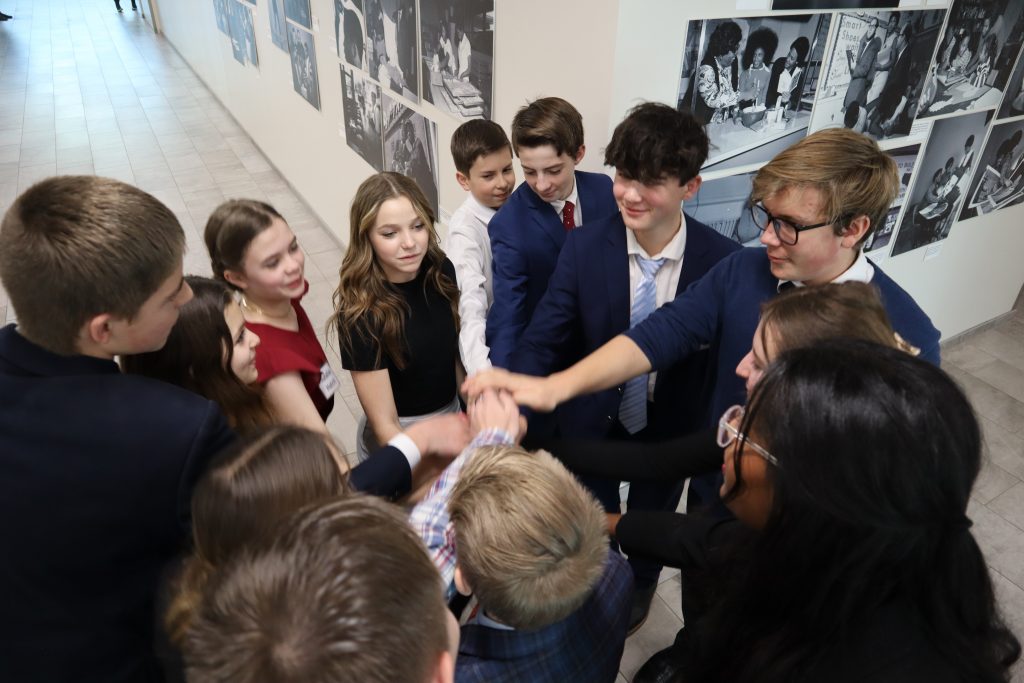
[[767, 36, 811, 112], [204, 199, 335, 434], [122, 276, 272, 431], [695, 20, 743, 124], [738, 27, 778, 109], [330, 172, 461, 461]]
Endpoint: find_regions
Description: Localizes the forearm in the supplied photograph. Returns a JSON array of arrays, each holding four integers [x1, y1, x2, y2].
[[548, 335, 651, 406]]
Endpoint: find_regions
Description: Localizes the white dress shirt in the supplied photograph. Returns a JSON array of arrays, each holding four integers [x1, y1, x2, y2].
[[549, 178, 582, 227], [444, 193, 497, 375], [626, 211, 688, 399], [779, 249, 875, 291]]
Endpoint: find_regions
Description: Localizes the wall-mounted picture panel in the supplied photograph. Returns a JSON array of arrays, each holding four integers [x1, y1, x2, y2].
[[228, 0, 258, 68], [810, 9, 945, 142], [342, 65, 384, 171], [774, 0, 896, 8], [382, 93, 439, 216], [687, 171, 762, 247], [288, 24, 321, 110], [269, 0, 287, 51], [336, 0, 366, 70], [864, 143, 923, 256], [285, 0, 311, 29], [917, 0, 1024, 119], [420, 0, 494, 121], [996, 48, 1024, 119], [890, 109, 992, 256], [214, 0, 230, 36], [677, 14, 832, 172], [959, 119, 1024, 219], [365, 0, 419, 102]]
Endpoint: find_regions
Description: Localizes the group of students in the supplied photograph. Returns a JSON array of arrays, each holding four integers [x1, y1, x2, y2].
[[0, 88, 1021, 683]]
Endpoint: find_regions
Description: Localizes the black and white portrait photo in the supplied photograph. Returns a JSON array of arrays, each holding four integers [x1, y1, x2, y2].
[[287, 24, 321, 110], [228, 0, 258, 68], [677, 14, 832, 172], [213, 0, 230, 36], [342, 65, 384, 172], [864, 143, 922, 257], [382, 93, 439, 216], [997, 48, 1024, 120], [687, 171, 763, 247], [890, 110, 992, 257], [960, 120, 1024, 220], [336, 0, 366, 70], [285, 0, 311, 29], [809, 10, 945, 142], [917, 0, 1024, 119], [774, 0, 896, 8], [365, 0, 419, 102], [419, 0, 494, 121], [269, 0, 287, 51]]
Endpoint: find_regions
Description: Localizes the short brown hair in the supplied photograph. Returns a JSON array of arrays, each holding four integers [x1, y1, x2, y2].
[[203, 199, 284, 284], [451, 119, 512, 175], [0, 176, 184, 354], [751, 128, 899, 247], [449, 445, 607, 630], [510, 97, 584, 158], [184, 495, 448, 683]]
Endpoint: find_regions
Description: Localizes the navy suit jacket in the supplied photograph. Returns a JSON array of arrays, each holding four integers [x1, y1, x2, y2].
[[0, 324, 236, 682], [455, 550, 632, 683], [486, 170, 618, 368], [512, 212, 741, 439]]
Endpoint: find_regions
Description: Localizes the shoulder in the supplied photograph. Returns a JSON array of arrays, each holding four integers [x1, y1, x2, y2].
[[576, 170, 613, 192], [869, 265, 939, 338]]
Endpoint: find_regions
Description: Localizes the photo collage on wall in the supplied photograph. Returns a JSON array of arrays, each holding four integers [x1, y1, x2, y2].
[[419, 0, 495, 121], [382, 92, 440, 218], [214, 0, 258, 68], [682, 0, 1024, 262], [286, 0, 321, 110]]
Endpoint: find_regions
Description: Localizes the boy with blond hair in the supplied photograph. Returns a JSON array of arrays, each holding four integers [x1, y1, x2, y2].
[[444, 119, 516, 375], [0, 176, 235, 681], [449, 444, 632, 682]]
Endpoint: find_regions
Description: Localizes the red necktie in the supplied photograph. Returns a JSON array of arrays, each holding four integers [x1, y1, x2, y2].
[[561, 201, 575, 231]]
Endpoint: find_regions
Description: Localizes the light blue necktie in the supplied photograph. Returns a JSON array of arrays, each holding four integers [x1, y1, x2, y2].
[[618, 256, 666, 434]]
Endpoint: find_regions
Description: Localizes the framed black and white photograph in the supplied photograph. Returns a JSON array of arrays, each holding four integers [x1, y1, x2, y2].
[[677, 14, 832, 172], [382, 92, 439, 216], [419, 0, 494, 121], [809, 10, 946, 142], [365, 0, 419, 102], [336, 0, 366, 70], [960, 119, 1024, 220], [917, 0, 1024, 120], [774, 0, 897, 8], [890, 110, 992, 256], [269, 0, 287, 51], [996, 48, 1024, 119], [342, 65, 384, 172], [287, 24, 321, 110], [864, 143, 922, 256], [228, 0, 258, 68], [213, 0, 230, 36], [285, 0, 311, 29], [687, 171, 763, 247]]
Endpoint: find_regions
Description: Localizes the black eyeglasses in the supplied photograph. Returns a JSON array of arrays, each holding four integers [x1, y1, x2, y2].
[[749, 203, 837, 246]]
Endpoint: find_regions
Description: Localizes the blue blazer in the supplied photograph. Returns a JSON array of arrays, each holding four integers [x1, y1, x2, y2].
[[486, 170, 618, 368], [512, 212, 741, 439], [455, 550, 632, 683]]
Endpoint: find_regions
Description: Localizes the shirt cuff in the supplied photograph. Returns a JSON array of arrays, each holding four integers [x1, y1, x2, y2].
[[387, 432, 421, 470], [470, 428, 515, 448]]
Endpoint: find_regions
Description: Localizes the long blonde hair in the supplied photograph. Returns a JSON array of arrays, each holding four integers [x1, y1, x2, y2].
[[330, 172, 459, 369]]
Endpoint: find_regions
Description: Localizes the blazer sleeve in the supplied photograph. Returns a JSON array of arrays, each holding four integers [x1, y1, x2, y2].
[[511, 231, 582, 377], [176, 402, 236, 533], [486, 211, 530, 369], [348, 445, 412, 499], [617, 511, 741, 570]]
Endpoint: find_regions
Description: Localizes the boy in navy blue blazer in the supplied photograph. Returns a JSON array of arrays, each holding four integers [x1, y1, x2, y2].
[[485, 96, 618, 368], [449, 444, 631, 683], [0, 176, 236, 681], [512, 102, 740, 630]]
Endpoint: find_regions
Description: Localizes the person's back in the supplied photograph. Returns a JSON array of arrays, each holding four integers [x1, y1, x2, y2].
[[0, 176, 234, 681]]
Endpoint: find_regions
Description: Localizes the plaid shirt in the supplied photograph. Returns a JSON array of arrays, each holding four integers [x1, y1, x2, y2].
[[408, 428, 513, 597]]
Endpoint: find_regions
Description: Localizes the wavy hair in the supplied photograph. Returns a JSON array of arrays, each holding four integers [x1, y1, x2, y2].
[[120, 276, 273, 430], [330, 172, 459, 369]]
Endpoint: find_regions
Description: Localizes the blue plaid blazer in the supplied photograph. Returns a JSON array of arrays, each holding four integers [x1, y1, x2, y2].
[[455, 549, 633, 683]]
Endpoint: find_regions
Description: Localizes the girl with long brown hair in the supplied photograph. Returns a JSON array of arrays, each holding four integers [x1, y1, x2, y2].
[[330, 172, 461, 461]]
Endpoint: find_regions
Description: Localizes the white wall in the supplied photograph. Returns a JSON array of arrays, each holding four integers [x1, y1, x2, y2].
[[157, 0, 1021, 340]]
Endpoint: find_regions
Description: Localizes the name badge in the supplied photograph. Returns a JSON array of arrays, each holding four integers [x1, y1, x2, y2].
[[319, 362, 339, 399]]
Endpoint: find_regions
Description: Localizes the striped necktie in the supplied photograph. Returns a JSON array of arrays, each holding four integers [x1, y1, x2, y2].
[[618, 256, 666, 434]]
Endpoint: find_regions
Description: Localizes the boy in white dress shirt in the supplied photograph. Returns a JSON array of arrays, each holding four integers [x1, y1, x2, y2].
[[444, 119, 515, 375]]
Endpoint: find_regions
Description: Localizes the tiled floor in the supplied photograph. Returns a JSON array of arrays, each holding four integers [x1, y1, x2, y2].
[[1, 3, 1024, 681]]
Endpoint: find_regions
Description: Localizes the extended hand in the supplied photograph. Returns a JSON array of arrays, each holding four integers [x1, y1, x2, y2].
[[405, 412, 470, 459], [462, 368, 559, 413], [468, 389, 523, 441]]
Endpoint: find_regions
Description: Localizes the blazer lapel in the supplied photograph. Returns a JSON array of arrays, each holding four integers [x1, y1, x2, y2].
[[605, 219, 631, 332], [524, 184, 566, 251]]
